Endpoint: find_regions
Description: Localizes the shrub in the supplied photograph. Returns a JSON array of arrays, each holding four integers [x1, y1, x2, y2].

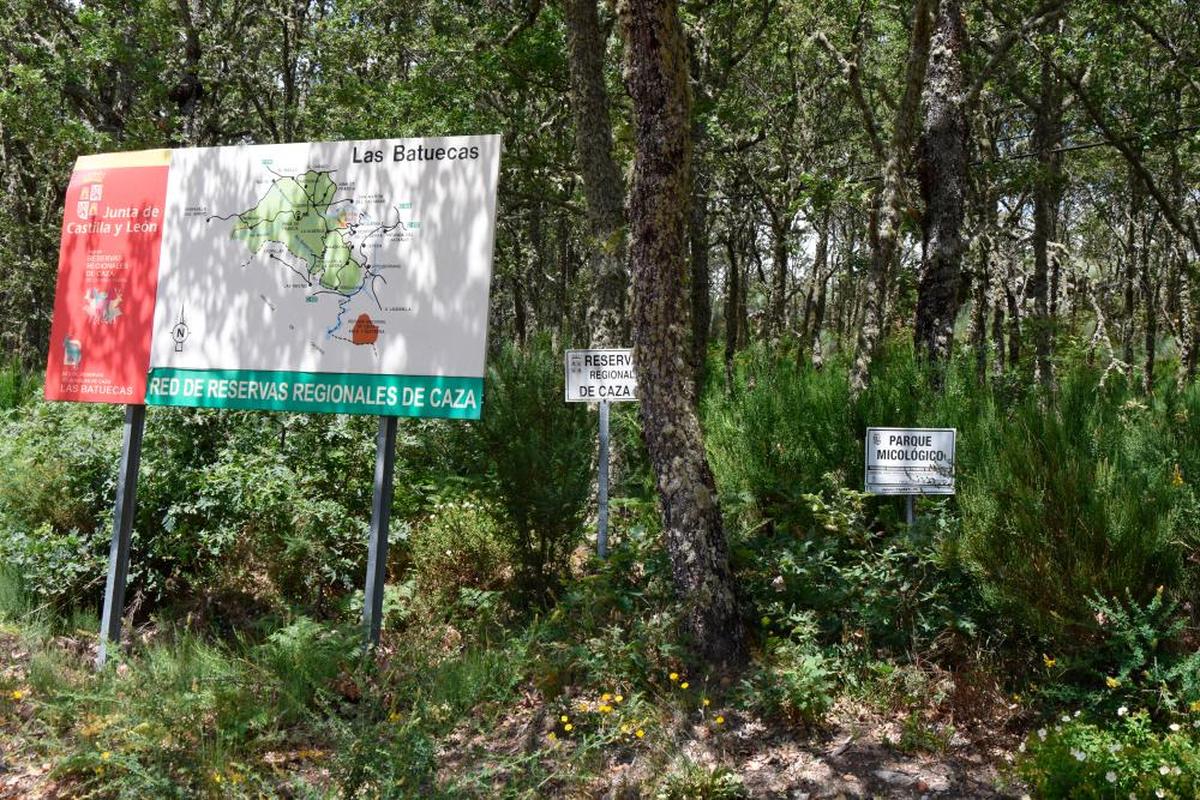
[[408, 499, 512, 597], [1038, 588, 1200, 717], [958, 368, 1185, 643], [474, 334, 592, 600], [654, 762, 747, 800], [738, 610, 833, 727], [741, 475, 979, 653], [1016, 709, 1200, 799], [0, 402, 382, 615]]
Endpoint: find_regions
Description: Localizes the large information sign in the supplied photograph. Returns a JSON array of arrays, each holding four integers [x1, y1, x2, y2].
[[565, 348, 638, 402], [46, 136, 501, 419], [864, 427, 956, 495]]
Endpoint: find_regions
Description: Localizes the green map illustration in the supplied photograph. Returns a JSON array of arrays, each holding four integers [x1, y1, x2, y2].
[[230, 169, 364, 294]]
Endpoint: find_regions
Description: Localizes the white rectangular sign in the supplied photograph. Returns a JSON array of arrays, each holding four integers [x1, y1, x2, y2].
[[565, 348, 638, 402], [865, 427, 956, 495]]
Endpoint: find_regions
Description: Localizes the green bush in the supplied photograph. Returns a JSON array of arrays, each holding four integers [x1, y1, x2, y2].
[[958, 368, 1185, 643], [704, 343, 1197, 671], [1038, 588, 1200, 717], [0, 402, 377, 615], [408, 498, 512, 597], [0, 358, 38, 411], [1016, 709, 1200, 799], [474, 334, 592, 600], [738, 610, 833, 727], [739, 475, 979, 653], [654, 762, 747, 800]]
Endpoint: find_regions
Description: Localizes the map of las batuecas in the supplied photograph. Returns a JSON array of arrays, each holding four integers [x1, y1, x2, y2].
[[223, 166, 409, 347], [147, 138, 500, 380]]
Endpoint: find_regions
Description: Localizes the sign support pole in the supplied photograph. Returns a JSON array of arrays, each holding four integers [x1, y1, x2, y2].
[[363, 415, 398, 646], [905, 495, 915, 526], [597, 400, 610, 559], [96, 404, 147, 669]]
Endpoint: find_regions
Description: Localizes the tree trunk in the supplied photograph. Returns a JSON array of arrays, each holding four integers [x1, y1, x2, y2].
[[849, 0, 936, 396], [1030, 51, 1063, 391], [619, 0, 745, 666], [973, 187, 997, 383], [914, 0, 968, 373], [1122, 175, 1142, 379], [1185, 254, 1200, 383], [1142, 214, 1160, 394], [690, 172, 711, 398], [768, 210, 789, 343], [724, 231, 740, 393], [801, 211, 830, 367], [1006, 259, 1022, 368], [565, 0, 628, 347]]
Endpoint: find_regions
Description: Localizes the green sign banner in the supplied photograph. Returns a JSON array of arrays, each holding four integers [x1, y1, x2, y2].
[[146, 368, 482, 419]]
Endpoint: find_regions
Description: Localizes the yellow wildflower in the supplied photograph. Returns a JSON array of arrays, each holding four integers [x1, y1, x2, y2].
[[715, 716, 725, 725], [211, 772, 223, 784], [100, 751, 111, 761], [620, 724, 631, 734], [702, 698, 711, 707], [601, 693, 612, 702], [9, 690, 23, 701], [1043, 654, 1056, 669], [761, 616, 771, 626], [680, 682, 689, 690], [1190, 700, 1200, 713], [614, 695, 624, 703], [635, 729, 645, 738], [564, 723, 573, 732], [388, 711, 403, 723], [1173, 464, 1184, 486], [599, 705, 613, 714], [669, 672, 679, 682], [547, 732, 557, 741], [560, 714, 569, 723], [1106, 676, 1121, 689]]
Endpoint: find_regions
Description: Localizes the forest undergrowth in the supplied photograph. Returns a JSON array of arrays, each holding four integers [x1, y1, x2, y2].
[[3, 338, 1200, 798]]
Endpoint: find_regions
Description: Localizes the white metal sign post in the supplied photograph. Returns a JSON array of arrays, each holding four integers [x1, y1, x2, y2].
[[864, 427, 956, 523], [565, 349, 638, 558]]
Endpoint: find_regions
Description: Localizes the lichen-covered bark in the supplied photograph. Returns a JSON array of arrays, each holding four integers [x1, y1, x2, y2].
[[689, 171, 711, 397], [849, 0, 935, 396], [1030, 51, 1064, 391], [618, 0, 745, 665], [914, 0, 967, 371], [565, 0, 628, 348], [767, 212, 789, 344]]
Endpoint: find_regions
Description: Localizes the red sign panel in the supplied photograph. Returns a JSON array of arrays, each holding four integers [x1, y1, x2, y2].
[[44, 154, 170, 403]]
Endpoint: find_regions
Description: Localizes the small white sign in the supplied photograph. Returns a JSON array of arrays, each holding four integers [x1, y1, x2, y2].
[[865, 427, 956, 495], [565, 348, 638, 403]]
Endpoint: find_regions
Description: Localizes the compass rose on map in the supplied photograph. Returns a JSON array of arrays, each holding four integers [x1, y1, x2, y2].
[[171, 307, 190, 352]]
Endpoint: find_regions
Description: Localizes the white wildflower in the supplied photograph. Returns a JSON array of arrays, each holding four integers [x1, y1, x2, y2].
[[1105, 771, 1117, 783], [1118, 706, 1128, 717]]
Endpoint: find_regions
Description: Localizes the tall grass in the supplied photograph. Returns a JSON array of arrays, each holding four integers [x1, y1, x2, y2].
[[703, 341, 1197, 653], [0, 358, 38, 411]]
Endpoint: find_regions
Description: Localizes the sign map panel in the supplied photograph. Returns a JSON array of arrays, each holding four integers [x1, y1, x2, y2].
[[45, 137, 501, 419]]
